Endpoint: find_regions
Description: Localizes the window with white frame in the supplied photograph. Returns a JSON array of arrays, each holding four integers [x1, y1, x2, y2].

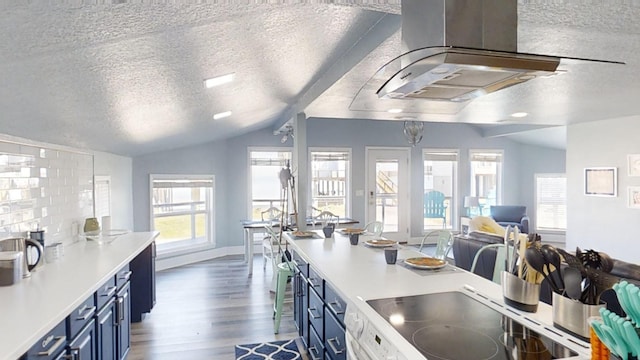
[[470, 150, 503, 216], [150, 175, 215, 252], [94, 175, 111, 220], [309, 149, 351, 218], [535, 173, 567, 232], [249, 149, 292, 220], [423, 150, 458, 231]]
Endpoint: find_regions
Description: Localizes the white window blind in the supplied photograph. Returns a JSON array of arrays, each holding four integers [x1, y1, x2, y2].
[[535, 174, 567, 231], [310, 149, 350, 217], [94, 176, 111, 219]]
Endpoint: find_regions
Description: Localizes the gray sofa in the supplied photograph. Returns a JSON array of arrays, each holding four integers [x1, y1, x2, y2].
[[490, 205, 529, 233]]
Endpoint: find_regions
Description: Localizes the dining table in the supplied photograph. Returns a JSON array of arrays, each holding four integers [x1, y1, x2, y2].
[[241, 217, 360, 276]]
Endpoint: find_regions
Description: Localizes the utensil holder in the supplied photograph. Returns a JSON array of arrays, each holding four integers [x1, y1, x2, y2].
[[553, 292, 605, 341], [502, 271, 541, 313]]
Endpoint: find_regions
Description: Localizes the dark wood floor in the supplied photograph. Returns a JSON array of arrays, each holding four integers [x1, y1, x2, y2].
[[128, 255, 299, 360]]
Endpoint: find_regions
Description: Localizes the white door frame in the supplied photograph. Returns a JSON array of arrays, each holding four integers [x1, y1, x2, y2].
[[365, 146, 411, 241]]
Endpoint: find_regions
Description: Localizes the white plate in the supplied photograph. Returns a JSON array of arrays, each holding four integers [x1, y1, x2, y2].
[[363, 239, 397, 248], [404, 257, 447, 270]]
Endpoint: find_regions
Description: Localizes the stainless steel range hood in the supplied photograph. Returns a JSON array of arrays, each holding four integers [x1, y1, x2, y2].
[[372, 0, 620, 103]]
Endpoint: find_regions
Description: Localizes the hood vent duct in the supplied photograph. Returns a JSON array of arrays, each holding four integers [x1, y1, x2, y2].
[[361, 0, 623, 104]]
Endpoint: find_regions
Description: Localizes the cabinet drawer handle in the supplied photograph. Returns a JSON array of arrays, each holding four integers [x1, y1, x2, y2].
[[307, 307, 322, 320], [308, 278, 320, 287], [308, 346, 322, 360], [327, 337, 345, 355], [76, 305, 96, 320], [327, 300, 345, 315], [101, 286, 117, 297], [118, 270, 132, 281], [116, 296, 125, 325], [37, 335, 66, 356]]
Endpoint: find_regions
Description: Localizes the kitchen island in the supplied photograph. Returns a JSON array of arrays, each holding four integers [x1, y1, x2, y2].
[[284, 230, 591, 360], [0, 231, 158, 360]]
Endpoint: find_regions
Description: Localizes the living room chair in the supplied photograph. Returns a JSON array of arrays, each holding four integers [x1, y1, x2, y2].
[[424, 191, 447, 228], [419, 230, 454, 260], [489, 205, 529, 234]]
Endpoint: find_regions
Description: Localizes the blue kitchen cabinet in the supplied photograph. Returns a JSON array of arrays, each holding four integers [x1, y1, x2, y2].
[[96, 297, 117, 360], [67, 318, 97, 360]]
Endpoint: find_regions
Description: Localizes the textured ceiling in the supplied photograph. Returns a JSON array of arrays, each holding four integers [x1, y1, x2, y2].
[[0, 1, 639, 155]]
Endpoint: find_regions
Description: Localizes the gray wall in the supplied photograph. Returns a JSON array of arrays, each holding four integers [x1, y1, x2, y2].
[[517, 144, 567, 231], [94, 151, 134, 231], [567, 116, 640, 263], [132, 118, 566, 248]]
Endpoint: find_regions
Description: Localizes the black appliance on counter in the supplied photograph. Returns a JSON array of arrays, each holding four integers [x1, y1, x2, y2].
[[366, 292, 578, 360]]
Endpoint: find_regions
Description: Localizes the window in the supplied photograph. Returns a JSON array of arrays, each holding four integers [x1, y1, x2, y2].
[[249, 149, 291, 220], [535, 174, 567, 231], [423, 150, 458, 231], [150, 175, 215, 253], [94, 175, 111, 220], [310, 149, 350, 218], [470, 150, 503, 216]]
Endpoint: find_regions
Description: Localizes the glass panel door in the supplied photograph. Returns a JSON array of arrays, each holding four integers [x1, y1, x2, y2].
[[367, 148, 409, 241]]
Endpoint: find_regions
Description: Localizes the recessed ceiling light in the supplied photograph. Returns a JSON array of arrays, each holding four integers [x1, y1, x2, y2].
[[510, 112, 528, 118], [388, 108, 403, 113], [204, 73, 235, 88], [213, 111, 232, 120]]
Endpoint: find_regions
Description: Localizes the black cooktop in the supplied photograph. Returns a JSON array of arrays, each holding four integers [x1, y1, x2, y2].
[[366, 292, 578, 360]]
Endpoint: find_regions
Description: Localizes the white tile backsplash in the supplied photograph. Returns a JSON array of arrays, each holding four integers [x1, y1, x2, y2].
[[0, 141, 94, 245]]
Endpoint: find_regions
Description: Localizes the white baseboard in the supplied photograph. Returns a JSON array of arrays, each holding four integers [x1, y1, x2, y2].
[[155, 244, 267, 271]]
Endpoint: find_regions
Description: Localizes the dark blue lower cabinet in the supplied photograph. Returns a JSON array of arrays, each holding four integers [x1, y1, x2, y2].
[[68, 319, 97, 360], [96, 298, 117, 360], [324, 309, 346, 360], [117, 282, 131, 360]]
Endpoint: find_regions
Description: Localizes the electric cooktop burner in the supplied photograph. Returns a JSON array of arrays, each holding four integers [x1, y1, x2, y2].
[[366, 292, 578, 360]]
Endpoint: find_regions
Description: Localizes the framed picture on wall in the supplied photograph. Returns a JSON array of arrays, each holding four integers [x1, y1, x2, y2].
[[628, 186, 640, 208], [584, 167, 617, 197], [628, 154, 640, 176]]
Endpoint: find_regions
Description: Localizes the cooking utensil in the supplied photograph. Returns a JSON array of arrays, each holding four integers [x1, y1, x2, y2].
[[591, 320, 628, 359], [563, 266, 583, 301], [524, 246, 559, 292], [540, 244, 562, 290], [583, 267, 619, 305]]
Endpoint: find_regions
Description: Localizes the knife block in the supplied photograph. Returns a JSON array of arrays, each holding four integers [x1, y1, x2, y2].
[[502, 271, 541, 313]]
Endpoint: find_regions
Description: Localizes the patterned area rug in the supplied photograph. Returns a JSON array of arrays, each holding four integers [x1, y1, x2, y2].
[[234, 339, 302, 360]]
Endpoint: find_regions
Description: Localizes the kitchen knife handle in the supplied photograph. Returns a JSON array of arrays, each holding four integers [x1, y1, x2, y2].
[[327, 337, 345, 355]]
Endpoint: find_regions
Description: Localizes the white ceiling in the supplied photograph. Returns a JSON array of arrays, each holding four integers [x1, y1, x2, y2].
[[1, 1, 638, 156]]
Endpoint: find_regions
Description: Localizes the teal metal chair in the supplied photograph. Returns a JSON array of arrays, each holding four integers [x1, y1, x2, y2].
[[419, 230, 454, 260], [264, 225, 294, 334], [424, 191, 447, 228], [470, 243, 511, 284]]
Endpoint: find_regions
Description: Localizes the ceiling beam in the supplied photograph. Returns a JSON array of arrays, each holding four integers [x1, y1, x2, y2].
[[273, 12, 401, 132], [481, 124, 563, 138]]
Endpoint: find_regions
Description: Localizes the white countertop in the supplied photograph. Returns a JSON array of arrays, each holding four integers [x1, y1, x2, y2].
[[0, 231, 158, 360], [285, 231, 591, 360]]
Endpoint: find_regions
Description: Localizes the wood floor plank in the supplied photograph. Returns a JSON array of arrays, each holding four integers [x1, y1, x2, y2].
[[128, 255, 300, 360]]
